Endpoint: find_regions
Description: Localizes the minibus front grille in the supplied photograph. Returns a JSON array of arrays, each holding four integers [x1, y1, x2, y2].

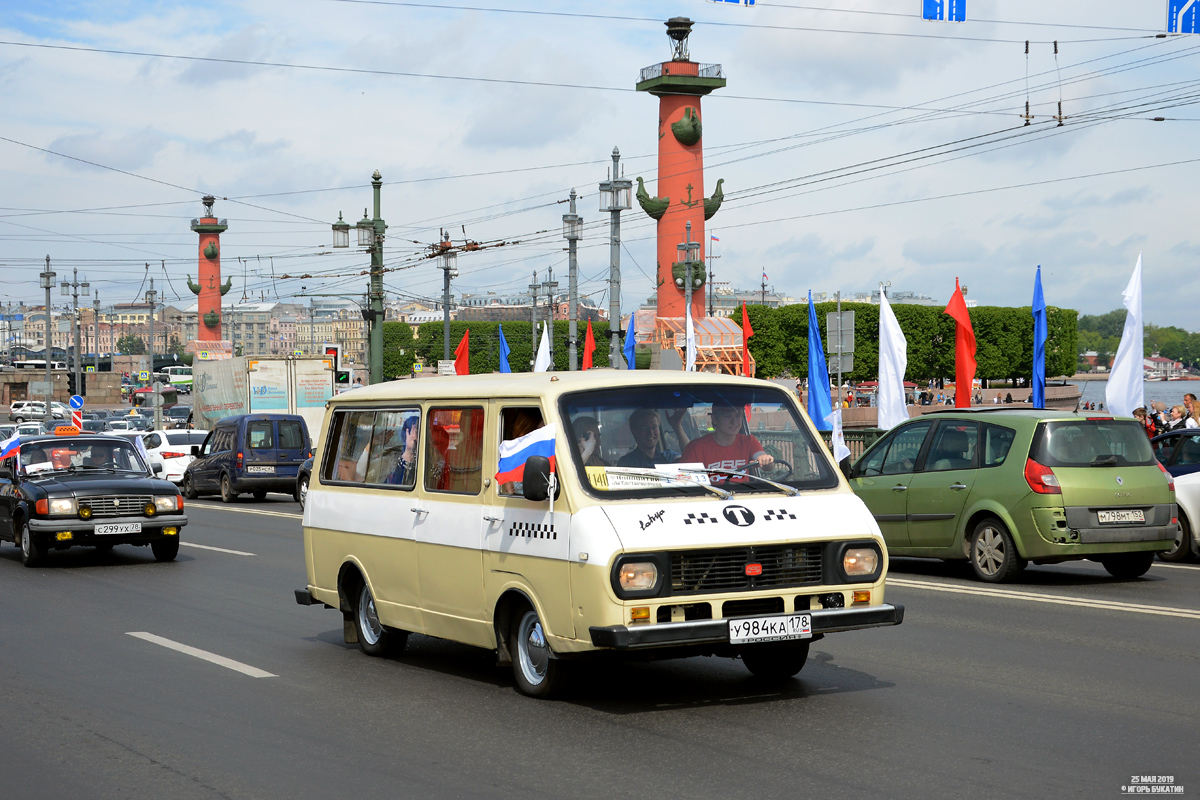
[[669, 545, 823, 595]]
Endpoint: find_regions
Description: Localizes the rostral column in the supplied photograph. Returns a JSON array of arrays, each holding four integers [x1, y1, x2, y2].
[[635, 17, 725, 320], [188, 195, 233, 355]]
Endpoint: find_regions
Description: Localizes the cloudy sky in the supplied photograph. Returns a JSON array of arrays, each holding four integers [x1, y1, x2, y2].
[[2, 0, 1198, 328]]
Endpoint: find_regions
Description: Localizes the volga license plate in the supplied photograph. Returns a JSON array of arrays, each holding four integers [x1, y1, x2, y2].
[[1098, 509, 1144, 524], [246, 465, 275, 474], [729, 613, 812, 644], [95, 522, 142, 535]]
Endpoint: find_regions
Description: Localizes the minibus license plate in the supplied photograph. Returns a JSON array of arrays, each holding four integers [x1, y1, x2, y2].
[[729, 613, 812, 644], [246, 465, 275, 474], [95, 523, 142, 535], [1097, 509, 1144, 524]]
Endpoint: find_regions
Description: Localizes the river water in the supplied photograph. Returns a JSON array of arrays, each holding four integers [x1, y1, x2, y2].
[[1070, 379, 1199, 410]]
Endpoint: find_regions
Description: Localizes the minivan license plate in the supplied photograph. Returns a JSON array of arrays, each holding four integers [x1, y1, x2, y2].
[[729, 613, 812, 644], [95, 523, 142, 535], [246, 465, 275, 474], [1098, 509, 1144, 524]]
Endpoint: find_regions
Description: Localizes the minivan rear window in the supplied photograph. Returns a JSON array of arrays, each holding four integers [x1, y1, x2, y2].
[[278, 421, 305, 450], [248, 421, 274, 450], [1031, 420, 1155, 467]]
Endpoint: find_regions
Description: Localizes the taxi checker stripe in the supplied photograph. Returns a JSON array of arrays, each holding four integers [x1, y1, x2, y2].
[[887, 578, 1200, 621], [508, 521, 557, 540]]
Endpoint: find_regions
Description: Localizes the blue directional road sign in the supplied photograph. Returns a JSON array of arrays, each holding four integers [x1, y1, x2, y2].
[[1168, 0, 1199, 33], [70, 394, 84, 410], [923, 0, 966, 22]]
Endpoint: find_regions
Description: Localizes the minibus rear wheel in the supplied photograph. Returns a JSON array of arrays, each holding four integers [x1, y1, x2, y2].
[[354, 582, 407, 657], [510, 606, 562, 699], [740, 641, 810, 680]]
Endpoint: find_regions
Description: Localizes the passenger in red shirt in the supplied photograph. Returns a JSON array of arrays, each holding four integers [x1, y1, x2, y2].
[[681, 403, 774, 472]]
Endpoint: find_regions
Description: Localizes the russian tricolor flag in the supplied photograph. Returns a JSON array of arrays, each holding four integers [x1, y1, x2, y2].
[[495, 425, 556, 484], [0, 433, 19, 461]]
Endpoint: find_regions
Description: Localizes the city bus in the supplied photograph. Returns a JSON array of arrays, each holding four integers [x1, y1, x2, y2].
[[163, 365, 193, 393], [14, 360, 67, 370]]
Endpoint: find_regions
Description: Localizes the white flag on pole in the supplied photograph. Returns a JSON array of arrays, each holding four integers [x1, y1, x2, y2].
[[685, 313, 696, 372], [877, 288, 909, 430], [824, 409, 852, 464], [533, 322, 552, 373], [1105, 253, 1144, 417]]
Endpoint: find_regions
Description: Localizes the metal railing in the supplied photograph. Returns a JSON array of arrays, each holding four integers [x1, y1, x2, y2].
[[638, 63, 725, 83], [757, 428, 885, 465]]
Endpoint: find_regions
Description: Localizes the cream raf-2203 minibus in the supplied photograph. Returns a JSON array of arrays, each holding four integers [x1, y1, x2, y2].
[[296, 371, 903, 698]]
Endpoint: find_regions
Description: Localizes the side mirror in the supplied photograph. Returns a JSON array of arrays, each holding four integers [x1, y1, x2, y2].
[[191, 445, 200, 456], [839, 457, 853, 482], [0, 466, 12, 481], [152, 463, 163, 474], [522, 456, 556, 502]]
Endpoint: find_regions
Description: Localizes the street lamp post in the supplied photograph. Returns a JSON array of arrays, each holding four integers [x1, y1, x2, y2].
[[541, 268, 559, 370], [93, 291, 100, 374], [40, 256, 55, 424], [675, 223, 701, 371], [598, 147, 632, 367], [562, 189, 582, 370], [330, 171, 386, 384], [61, 267, 89, 396], [145, 277, 161, 430], [438, 241, 458, 363]]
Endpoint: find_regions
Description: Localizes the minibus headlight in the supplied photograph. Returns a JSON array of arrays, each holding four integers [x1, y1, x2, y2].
[[842, 546, 881, 579], [618, 562, 658, 592], [49, 498, 77, 516], [611, 554, 666, 599]]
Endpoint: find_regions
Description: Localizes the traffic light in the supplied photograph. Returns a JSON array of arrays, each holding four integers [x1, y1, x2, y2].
[[334, 370, 350, 386], [67, 372, 76, 395], [324, 345, 341, 371]]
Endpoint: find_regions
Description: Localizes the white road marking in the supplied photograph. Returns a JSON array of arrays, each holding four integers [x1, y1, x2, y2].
[[1152, 562, 1200, 571], [126, 632, 276, 678], [187, 502, 301, 520], [887, 577, 1200, 621], [179, 541, 255, 557]]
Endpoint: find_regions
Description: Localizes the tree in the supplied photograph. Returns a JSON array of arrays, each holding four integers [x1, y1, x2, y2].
[[117, 335, 146, 355], [414, 320, 612, 374], [381, 321, 416, 378]]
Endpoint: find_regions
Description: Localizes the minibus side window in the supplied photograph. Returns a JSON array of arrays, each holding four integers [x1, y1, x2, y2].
[[363, 410, 421, 487], [333, 410, 375, 482], [498, 406, 544, 496], [425, 407, 484, 495]]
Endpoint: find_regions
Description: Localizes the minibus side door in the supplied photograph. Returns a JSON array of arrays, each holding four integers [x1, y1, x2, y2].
[[485, 403, 574, 639], [413, 405, 489, 647]]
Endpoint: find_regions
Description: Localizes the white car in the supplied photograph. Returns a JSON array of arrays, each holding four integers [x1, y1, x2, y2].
[[16, 422, 45, 436], [1169, 471, 1200, 561], [141, 429, 209, 484]]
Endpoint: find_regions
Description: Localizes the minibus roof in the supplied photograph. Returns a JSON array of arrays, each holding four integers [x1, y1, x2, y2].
[[329, 370, 775, 405]]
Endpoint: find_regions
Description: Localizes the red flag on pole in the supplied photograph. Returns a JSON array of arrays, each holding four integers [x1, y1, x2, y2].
[[454, 329, 470, 375], [943, 279, 976, 408], [582, 320, 596, 370], [741, 302, 755, 377]]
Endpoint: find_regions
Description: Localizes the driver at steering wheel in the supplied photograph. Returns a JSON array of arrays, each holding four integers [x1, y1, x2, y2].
[[681, 402, 774, 473]]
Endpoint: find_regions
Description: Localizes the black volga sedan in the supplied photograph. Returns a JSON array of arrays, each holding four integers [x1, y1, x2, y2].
[[0, 434, 188, 566]]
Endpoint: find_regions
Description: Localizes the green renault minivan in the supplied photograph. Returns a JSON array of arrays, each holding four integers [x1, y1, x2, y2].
[[847, 409, 1176, 582]]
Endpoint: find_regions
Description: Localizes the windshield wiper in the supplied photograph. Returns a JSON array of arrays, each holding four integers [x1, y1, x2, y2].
[[601, 467, 733, 501], [680, 467, 801, 497], [1090, 454, 1119, 467]]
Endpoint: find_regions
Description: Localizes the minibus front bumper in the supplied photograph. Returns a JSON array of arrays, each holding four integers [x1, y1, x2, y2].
[[589, 603, 904, 649]]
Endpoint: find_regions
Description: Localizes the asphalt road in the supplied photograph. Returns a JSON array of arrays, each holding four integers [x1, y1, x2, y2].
[[2, 497, 1197, 800]]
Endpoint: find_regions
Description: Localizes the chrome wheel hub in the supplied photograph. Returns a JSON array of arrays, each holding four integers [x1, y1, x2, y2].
[[358, 584, 382, 645], [517, 612, 549, 686]]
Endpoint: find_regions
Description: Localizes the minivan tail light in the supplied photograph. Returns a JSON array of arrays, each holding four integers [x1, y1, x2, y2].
[[1024, 458, 1061, 494], [236, 452, 243, 468], [1158, 461, 1175, 493]]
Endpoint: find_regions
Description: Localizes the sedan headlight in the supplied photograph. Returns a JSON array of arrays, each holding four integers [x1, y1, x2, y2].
[[48, 498, 77, 516], [618, 561, 658, 592], [154, 496, 177, 513], [843, 547, 880, 577]]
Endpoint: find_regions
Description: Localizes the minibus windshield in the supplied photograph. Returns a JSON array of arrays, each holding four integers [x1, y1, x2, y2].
[[560, 384, 838, 498]]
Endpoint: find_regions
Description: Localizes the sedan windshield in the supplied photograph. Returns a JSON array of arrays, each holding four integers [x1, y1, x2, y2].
[[19, 438, 148, 476], [560, 383, 838, 498]]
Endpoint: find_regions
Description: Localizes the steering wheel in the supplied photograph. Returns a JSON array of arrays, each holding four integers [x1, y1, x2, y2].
[[743, 459, 793, 481]]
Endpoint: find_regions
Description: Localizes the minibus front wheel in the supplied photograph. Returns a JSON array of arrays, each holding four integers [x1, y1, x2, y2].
[[510, 606, 563, 699], [740, 640, 810, 681], [353, 582, 407, 657]]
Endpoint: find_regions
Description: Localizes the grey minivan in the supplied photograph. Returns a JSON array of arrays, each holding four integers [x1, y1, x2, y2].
[[182, 414, 311, 502]]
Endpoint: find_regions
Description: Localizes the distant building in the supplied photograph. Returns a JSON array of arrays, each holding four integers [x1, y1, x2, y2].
[[1145, 354, 1185, 381]]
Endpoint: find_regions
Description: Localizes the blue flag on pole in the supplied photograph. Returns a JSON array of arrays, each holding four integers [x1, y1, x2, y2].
[[1031, 266, 1047, 409], [807, 291, 833, 430], [497, 323, 511, 373], [623, 320, 636, 369]]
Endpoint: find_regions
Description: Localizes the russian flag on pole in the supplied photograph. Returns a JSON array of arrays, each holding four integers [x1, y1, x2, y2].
[[0, 433, 19, 460], [495, 425, 556, 484]]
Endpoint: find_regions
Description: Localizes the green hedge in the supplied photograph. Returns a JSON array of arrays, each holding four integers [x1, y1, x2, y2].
[[735, 302, 1077, 382], [385, 320, 614, 375]]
